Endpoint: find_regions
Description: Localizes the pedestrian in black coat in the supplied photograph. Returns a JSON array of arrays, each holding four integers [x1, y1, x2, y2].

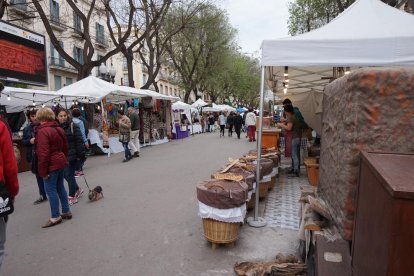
[[56, 109, 85, 205], [234, 112, 244, 139], [22, 109, 47, 204], [227, 112, 235, 136]]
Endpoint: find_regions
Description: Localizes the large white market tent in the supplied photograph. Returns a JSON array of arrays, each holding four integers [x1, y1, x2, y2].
[[172, 100, 198, 123], [191, 98, 209, 108], [57, 76, 148, 103], [1, 86, 78, 113], [261, 0, 414, 134]]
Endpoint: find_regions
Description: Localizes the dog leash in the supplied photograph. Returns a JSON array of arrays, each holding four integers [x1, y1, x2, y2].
[[82, 174, 91, 191]]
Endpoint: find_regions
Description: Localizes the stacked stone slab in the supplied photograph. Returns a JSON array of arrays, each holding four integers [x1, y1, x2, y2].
[[319, 68, 414, 240]]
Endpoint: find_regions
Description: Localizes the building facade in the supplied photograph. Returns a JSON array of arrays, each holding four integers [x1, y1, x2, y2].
[[4, 0, 111, 90]]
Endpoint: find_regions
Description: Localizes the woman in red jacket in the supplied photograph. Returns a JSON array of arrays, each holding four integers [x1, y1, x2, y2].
[[34, 108, 71, 228], [0, 117, 19, 268]]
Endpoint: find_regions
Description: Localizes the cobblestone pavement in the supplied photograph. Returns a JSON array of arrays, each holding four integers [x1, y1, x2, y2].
[[264, 157, 310, 230]]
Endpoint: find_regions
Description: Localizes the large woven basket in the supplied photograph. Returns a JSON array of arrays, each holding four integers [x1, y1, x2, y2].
[[202, 218, 240, 244], [247, 193, 256, 210], [259, 180, 270, 199]]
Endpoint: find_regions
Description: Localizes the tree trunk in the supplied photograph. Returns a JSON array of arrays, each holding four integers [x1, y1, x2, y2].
[[0, 0, 6, 19], [77, 66, 93, 80], [126, 51, 135, 87]]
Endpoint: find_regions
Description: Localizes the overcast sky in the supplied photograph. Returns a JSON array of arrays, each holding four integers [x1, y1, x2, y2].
[[217, 0, 291, 57]]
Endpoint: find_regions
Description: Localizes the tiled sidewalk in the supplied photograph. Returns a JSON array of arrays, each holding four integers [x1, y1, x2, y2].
[[264, 158, 310, 230]]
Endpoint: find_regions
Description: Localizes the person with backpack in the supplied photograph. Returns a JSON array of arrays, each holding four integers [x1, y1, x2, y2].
[[71, 108, 88, 177], [0, 117, 19, 268], [56, 109, 85, 206]]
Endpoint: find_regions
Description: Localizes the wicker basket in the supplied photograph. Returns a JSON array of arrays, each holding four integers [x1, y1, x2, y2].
[[247, 193, 256, 210], [202, 218, 240, 244], [259, 180, 269, 199], [269, 175, 276, 189]]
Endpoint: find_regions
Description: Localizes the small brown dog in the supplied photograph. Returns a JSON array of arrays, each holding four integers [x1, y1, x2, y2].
[[88, 186, 103, 201]]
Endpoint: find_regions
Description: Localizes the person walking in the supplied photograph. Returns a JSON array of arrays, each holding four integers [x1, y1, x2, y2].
[[245, 108, 257, 142], [22, 109, 47, 205], [218, 112, 226, 137], [127, 107, 140, 158], [71, 108, 88, 177], [233, 112, 243, 139], [118, 109, 132, 162], [0, 117, 19, 269], [207, 113, 214, 132], [56, 109, 85, 206], [277, 104, 301, 177], [34, 107, 71, 228], [227, 112, 235, 137]]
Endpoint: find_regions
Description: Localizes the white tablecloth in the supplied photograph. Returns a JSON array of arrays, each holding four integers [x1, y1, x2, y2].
[[88, 129, 123, 154], [198, 201, 246, 223], [189, 124, 202, 134]]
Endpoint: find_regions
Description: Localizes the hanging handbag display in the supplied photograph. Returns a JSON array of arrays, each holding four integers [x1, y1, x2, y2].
[[0, 181, 14, 217]]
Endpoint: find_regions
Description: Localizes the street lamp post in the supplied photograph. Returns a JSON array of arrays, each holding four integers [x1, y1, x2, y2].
[[99, 63, 117, 83]]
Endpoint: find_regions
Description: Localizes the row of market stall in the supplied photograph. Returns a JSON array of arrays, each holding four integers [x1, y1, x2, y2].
[[1, 76, 181, 165]]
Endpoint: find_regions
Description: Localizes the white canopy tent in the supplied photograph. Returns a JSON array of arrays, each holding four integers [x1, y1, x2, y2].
[[172, 100, 198, 124], [261, 0, 414, 134], [57, 76, 147, 103], [191, 98, 209, 108], [249, 0, 414, 226], [1, 87, 77, 113]]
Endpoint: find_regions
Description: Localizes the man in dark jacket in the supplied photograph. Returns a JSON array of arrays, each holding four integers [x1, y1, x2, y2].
[[233, 112, 244, 139], [22, 109, 47, 204], [128, 107, 140, 157], [0, 117, 19, 267], [227, 112, 235, 137]]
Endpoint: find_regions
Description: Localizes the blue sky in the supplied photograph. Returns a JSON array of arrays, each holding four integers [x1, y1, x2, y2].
[[218, 0, 291, 56]]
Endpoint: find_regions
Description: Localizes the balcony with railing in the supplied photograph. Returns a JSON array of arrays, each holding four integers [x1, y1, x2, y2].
[[49, 57, 77, 73], [95, 36, 108, 48], [9, 0, 27, 14], [49, 15, 67, 31]]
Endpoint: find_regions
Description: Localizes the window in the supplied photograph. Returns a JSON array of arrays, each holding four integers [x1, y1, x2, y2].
[[50, 0, 60, 23], [73, 47, 84, 65], [54, 75, 62, 90], [123, 74, 129, 86], [66, 77, 73, 85], [51, 41, 64, 66], [160, 84, 163, 94], [122, 57, 128, 70], [10, 0, 27, 11], [96, 23, 105, 44], [73, 12, 82, 32], [174, 89, 177, 96], [170, 87, 173, 96], [142, 74, 146, 85]]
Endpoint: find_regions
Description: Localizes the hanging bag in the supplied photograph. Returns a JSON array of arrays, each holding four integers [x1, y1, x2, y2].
[[0, 181, 14, 217]]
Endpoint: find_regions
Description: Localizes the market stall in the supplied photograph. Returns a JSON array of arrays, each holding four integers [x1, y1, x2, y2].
[[259, 0, 414, 271]]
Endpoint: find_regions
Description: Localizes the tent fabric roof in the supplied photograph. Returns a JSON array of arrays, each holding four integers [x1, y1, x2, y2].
[[56, 76, 180, 103], [261, 0, 414, 67], [260, 0, 414, 134], [191, 98, 209, 108]]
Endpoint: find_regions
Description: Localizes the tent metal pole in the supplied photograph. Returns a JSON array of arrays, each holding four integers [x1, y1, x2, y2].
[[247, 66, 267, 228]]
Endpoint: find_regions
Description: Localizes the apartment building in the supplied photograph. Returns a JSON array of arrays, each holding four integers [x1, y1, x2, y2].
[[4, 0, 111, 90], [112, 51, 187, 101]]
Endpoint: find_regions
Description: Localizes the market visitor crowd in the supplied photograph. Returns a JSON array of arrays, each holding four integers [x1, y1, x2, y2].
[[0, 98, 305, 270]]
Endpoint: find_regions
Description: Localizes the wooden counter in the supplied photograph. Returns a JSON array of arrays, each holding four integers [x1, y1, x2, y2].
[[256, 128, 281, 149]]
